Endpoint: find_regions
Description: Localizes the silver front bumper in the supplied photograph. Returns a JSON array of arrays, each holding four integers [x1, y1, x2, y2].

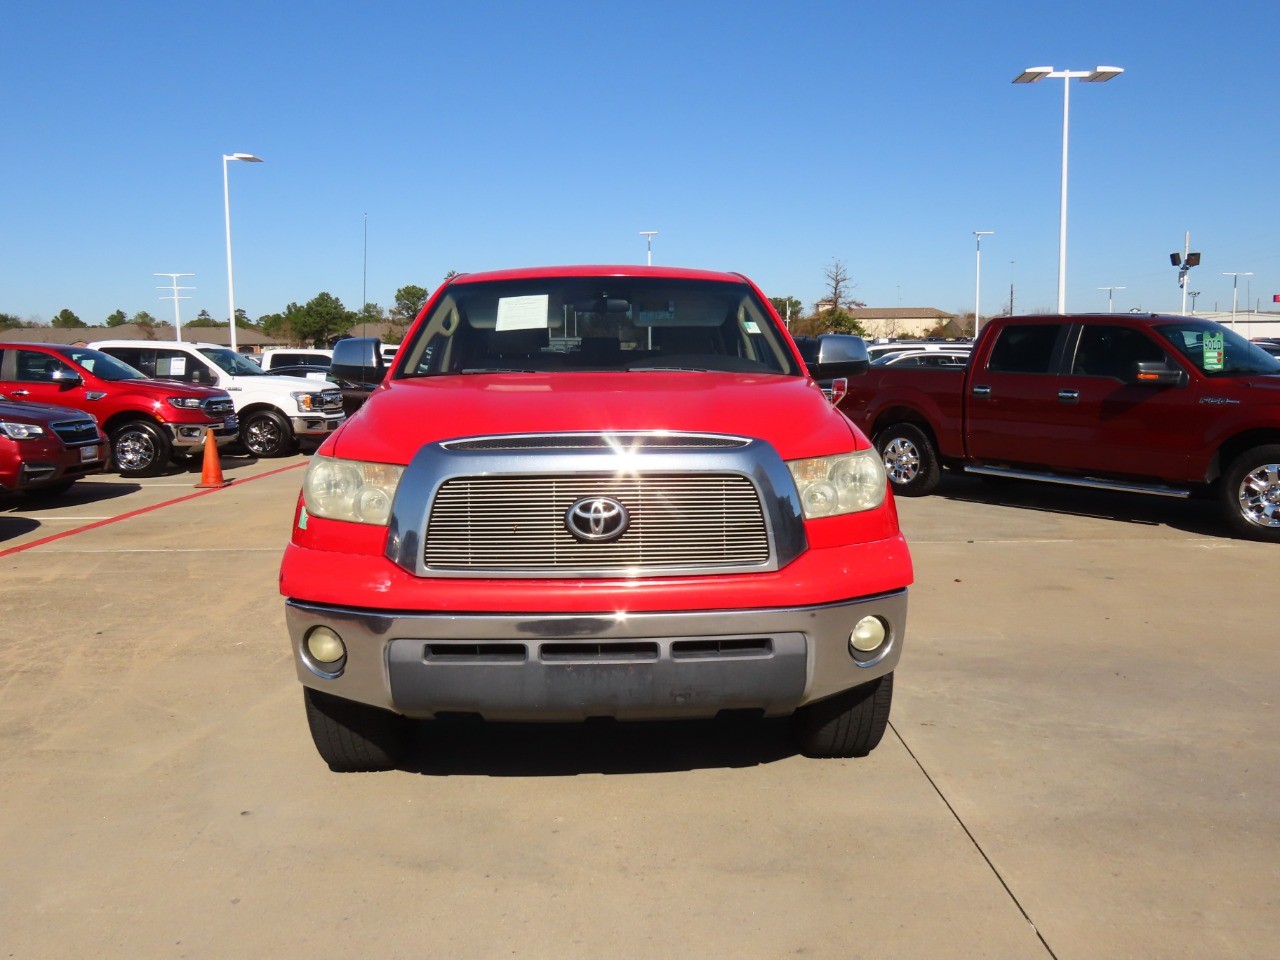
[[291, 414, 344, 437], [285, 591, 906, 721]]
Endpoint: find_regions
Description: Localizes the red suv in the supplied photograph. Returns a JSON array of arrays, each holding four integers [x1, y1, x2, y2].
[[0, 343, 237, 477], [0, 395, 108, 495]]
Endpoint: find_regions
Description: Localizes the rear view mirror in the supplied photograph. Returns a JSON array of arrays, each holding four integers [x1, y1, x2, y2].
[[808, 334, 870, 380], [1133, 361, 1188, 387], [331, 337, 385, 388]]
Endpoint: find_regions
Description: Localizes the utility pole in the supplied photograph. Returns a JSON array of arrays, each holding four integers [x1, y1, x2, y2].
[[1097, 286, 1126, 313], [155, 273, 194, 342], [1171, 232, 1200, 314]]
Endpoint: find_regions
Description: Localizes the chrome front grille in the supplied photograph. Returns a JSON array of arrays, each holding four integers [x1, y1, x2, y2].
[[425, 472, 769, 573], [203, 397, 235, 417], [50, 419, 99, 445], [442, 433, 751, 453]]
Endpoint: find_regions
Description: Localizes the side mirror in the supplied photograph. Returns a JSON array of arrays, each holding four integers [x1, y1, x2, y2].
[[50, 369, 84, 388], [1133, 361, 1188, 387], [808, 334, 870, 380], [331, 337, 386, 388]]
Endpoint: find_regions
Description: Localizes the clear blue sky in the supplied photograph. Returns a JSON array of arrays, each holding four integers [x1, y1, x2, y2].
[[3, 0, 1278, 326]]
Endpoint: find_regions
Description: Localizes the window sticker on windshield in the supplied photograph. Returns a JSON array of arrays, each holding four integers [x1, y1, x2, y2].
[[495, 295, 550, 331], [1203, 332, 1225, 371], [742, 320, 761, 334], [169, 357, 186, 375]]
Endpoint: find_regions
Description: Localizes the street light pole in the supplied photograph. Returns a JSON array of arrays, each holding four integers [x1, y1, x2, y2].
[[1223, 272, 1253, 327], [1097, 286, 1126, 312], [1013, 65, 1123, 313], [155, 273, 194, 342], [223, 153, 263, 354], [973, 231, 994, 336], [639, 231, 658, 266]]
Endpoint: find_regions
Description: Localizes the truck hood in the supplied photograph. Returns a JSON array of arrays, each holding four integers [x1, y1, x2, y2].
[[0, 398, 96, 423], [116, 378, 230, 400], [225, 374, 331, 393], [331, 372, 863, 464]]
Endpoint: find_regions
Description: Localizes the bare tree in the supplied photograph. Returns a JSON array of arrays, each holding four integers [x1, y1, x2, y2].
[[820, 259, 866, 313]]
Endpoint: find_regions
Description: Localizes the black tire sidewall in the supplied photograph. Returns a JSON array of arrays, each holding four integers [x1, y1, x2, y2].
[[875, 423, 941, 497], [1220, 444, 1280, 542], [110, 420, 172, 478], [242, 410, 293, 458]]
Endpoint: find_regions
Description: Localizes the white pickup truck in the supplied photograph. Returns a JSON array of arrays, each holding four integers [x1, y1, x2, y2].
[[89, 340, 345, 457]]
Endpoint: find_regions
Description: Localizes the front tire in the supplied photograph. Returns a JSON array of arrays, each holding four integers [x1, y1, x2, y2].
[[1220, 444, 1280, 542], [303, 687, 409, 772], [874, 423, 941, 496], [110, 419, 172, 478], [793, 673, 894, 758], [241, 410, 293, 458]]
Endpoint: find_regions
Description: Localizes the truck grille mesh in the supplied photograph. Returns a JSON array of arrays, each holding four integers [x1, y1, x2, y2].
[[50, 419, 99, 445], [425, 473, 769, 573]]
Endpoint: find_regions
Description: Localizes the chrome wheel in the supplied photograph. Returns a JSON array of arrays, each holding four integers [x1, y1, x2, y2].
[[115, 427, 158, 472], [1237, 461, 1280, 528], [882, 437, 921, 486], [243, 411, 289, 457]]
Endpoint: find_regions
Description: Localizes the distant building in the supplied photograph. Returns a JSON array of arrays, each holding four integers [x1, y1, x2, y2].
[[847, 308, 959, 339]]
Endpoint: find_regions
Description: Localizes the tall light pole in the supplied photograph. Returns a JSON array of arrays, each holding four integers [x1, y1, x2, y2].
[[1223, 272, 1253, 327], [639, 231, 658, 266], [1097, 286, 1126, 312], [155, 273, 194, 342], [223, 153, 263, 354], [973, 231, 994, 336], [1013, 65, 1124, 313]]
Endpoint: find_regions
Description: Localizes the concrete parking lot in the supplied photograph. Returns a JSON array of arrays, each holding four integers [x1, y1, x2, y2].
[[1, 457, 1275, 959]]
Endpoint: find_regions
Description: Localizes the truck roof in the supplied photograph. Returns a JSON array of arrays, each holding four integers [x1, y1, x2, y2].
[[448, 265, 750, 285], [987, 313, 1201, 327]]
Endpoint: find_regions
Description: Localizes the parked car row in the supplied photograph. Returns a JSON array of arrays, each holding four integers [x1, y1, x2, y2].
[[0, 339, 348, 490]]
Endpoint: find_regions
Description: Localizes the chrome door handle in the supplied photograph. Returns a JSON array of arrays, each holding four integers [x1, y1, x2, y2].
[[11, 389, 30, 396], [972, 385, 992, 398], [1058, 389, 1079, 404]]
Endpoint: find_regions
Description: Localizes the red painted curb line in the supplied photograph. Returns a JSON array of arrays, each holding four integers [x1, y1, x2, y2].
[[0, 461, 307, 560]]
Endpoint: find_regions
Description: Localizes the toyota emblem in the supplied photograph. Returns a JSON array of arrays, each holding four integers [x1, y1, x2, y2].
[[565, 496, 630, 543]]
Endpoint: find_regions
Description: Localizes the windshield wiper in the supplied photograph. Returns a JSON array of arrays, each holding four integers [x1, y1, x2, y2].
[[626, 365, 710, 373], [460, 367, 537, 374]]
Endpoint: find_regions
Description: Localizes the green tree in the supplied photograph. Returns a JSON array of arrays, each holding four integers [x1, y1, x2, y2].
[[188, 309, 220, 328], [290, 292, 354, 347], [359, 302, 385, 322], [769, 296, 804, 326], [1, 312, 27, 330], [52, 308, 86, 328], [130, 311, 158, 339], [106, 309, 128, 327], [822, 308, 868, 337], [392, 285, 429, 323]]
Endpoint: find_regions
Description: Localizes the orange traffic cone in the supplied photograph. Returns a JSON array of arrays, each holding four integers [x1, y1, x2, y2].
[[195, 428, 232, 488]]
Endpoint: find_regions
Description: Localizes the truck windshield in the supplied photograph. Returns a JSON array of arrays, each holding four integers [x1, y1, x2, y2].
[[199, 347, 269, 376], [55, 346, 147, 381], [1155, 320, 1280, 378], [396, 276, 800, 377]]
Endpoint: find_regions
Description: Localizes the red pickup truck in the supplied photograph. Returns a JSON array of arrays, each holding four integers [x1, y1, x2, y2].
[[0, 343, 237, 477], [839, 312, 1280, 541], [280, 265, 913, 771]]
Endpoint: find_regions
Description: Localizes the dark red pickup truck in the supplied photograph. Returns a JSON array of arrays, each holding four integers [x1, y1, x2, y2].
[[839, 313, 1280, 541]]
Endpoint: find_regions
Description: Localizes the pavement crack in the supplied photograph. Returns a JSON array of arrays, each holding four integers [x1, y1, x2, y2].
[[890, 721, 1060, 960]]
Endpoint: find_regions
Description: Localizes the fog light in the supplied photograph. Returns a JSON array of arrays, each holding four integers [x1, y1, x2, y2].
[[306, 627, 346, 664], [850, 616, 887, 654]]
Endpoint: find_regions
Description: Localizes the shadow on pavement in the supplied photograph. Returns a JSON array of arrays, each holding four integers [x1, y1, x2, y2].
[[935, 471, 1229, 539], [0, 516, 41, 543], [401, 714, 799, 777], [1, 479, 141, 513]]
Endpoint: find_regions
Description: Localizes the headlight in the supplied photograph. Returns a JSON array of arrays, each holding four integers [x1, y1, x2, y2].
[[293, 391, 322, 412], [167, 397, 202, 410], [787, 449, 886, 518], [303, 455, 405, 526], [0, 421, 45, 440]]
